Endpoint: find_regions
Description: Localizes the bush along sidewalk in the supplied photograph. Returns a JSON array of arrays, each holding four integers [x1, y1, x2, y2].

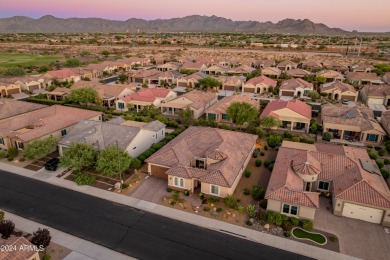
[[137, 128, 186, 163]]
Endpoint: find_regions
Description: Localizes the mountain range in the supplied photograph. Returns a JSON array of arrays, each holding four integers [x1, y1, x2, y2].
[[0, 15, 350, 34]]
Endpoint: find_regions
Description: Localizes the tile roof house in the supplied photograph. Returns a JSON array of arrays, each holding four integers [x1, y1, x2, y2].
[[286, 69, 311, 78], [252, 59, 276, 69], [145, 126, 257, 197], [227, 65, 255, 76], [202, 65, 228, 75], [0, 236, 40, 260], [380, 110, 390, 135], [2, 76, 50, 95], [161, 90, 218, 119], [129, 69, 161, 84], [301, 61, 322, 70], [115, 88, 177, 112], [279, 78, 313, 99], [260, 99, 312, 132], [351, 64, 373, 73], [0, 99, 47, 122], [0, 105, 101, 151], [261, 67, 281, 79], [157, 70, 183, 86], [213, 76, 245, 92], [58, 119, 166, 157], [0, 82, 22, 98], [44, 69, 81, 83], [46, 87, 72, 101], [320, 81, 358, 101], [180, 62, 207, 71], [242, 75, 277, 94], [265, 141, 390, 226], [321, 105, 386, 144], [205, 95, 259, 123], [176, 72, 208, 88], [382, 72, 390, 85], [317, 70, 344, 82], [360, 84, 390, 106], [276, 61, 298, 71], [157, 62, 182, 72], [346, 72, 383, 87]]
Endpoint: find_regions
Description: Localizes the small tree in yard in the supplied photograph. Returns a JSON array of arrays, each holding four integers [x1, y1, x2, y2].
[[307, 91, 320, 101], [96, 146, 133, 177], [179, 107, 194, 126], [23, 136, 57, 160], [118, 73, 126, 84], [260, 116, 280, 133], [322, 132, 333, 141], [227, 102, 259, 129], [266, 135, 282, 148], [0, 220, 15, 239], [198, 77, 221, 90], [30, 228, 51, 252], [67, 87, 99, 106], [59, 143, 97, 172], [141, 105, 161, 118]]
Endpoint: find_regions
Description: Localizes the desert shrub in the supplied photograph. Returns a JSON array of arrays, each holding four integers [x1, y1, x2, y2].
[[255, 159, 262, 167], [255, 211, 267, 221], [291, 136, 301, 142], [0, 151, 6, 159], [283, 131, 293, 139], [266, 211, 276, 223], [380, 168, 390, 179], [166, 187, 172, 192], [252, 153, 258, 158], [384, 159, 390, 165], [121, 183, 129, 189], [207, 196, 220, 204], [281, 220, 293, 232], [247, 204, 256, 217], [7, 157, 13, 161], [203, 206, 211, 212], [184, 190, 190, 196], [237, 206, 245, 213], [322, 132, 333, 141], [376, 160, 384, 169], [0, 211, 4, 222], [0, 220, 15, 239], [289, 217, 299, 226], [274, 213, 283, 226], [43, 254, 51, 260], [19, 157, 25, 162], [170, 201, 176, 206], [252, 185, 264, 200], [260, 151, 265, 156], [267, 135, 282, 148], [259, 199, 267, 209], [8, 147, 18, 158], [330, 235, 338, 242], [301, 219, 314, 231], [368, 150, 378, 160], [264, 145, 268, 150], [75, 173, 96, 186], [283, 231, 291, 237], [172, 191, 180, 201], [216, 208, 223, 213], [246, 220, 253, 226], [243, 188, 251, 195], [245, 169, 252, 178], [224, 195, 239, 210], [378, 149, 386, 156]]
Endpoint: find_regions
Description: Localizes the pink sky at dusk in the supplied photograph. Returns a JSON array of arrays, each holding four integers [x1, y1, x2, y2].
[[1, 0, 390, 32]]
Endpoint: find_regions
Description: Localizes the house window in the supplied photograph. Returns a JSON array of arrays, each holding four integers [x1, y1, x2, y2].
[[173, 177, 185, 188], [318, 181, 330, 191], [98, 116, 102, 121], [282, 204, 298, 216], [61, 129, 67, 136], [195, 159, 206, 169], [222, 114, 229, 120], [118, 102, 125, 109], [0, 137, 3, 145], [155, 133, 158, 140], [210, 185, 219, 195], [208, 113, 216, 120], [303, 90, 310, 96], [161, 130, 164, 135], [366, 134, 378, 142]]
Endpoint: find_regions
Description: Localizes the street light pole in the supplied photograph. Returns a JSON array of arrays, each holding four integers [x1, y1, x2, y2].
[[116, 140, 122, 192]]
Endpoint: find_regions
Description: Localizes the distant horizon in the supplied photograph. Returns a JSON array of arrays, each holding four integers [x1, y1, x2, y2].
[[1, 0, 389, 32]]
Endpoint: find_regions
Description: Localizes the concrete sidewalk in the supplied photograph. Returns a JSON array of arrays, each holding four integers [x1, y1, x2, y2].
[[2, 211, 133, 260], [0, 162, 358, 260]]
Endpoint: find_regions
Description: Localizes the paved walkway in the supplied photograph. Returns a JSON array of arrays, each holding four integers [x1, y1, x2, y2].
[[2, 211, 132, 260], [0, 162, 358, 260], [129, 176, 167, 203]]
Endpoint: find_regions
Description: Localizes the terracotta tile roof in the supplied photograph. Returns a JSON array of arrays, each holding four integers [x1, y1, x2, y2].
[[320, 81, 357, 93], [228, 65, 255, 74], [321, 105, 385, 134], [361, 84, 390, 97], [0, 105, 101, 142], [266, 143, 390, 209], [0, 99, 47, 121], [212, 76, 244, 86], [146, 126, 257, 187], [277, 60, 297, 68], [317, 70, 344, 79], [181, 62, 205, 70], [205, 95, 259, 115], [260, 99, 312, 120], [182, 72, 208, 80], [286, 69, 311, 77], [246, 75, 277, 87], [165, 90, 217, 110], [346, 72, 381, 82], [280, 78, 313, 90], [120, 88, 171, 103], [46, 69, 80, 79], [0, 237, 38, 260], [132, 69, 161, 78]]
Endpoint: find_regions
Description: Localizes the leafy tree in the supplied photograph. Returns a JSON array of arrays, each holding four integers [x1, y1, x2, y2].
[[322, 132, 333, 141], [227, 102, 259, 129], [38, 65, 50, 73], [129, 158, 142, 169], [246, 70, 261, 81], [179, 107, 194, 126], [252, 185, 265, 200], [141, 105, 161, 118], [310, 121, 318, 134], [141, 83, 149, 88], [0, 220, 15, 239], [23, 136, 57, 160], [198, 77, 221, 90], [101, 50, 110, 56], [59, 143, 97, 172], [118, 73, 126, 84], [2, 67, 26, 76], [260, 116, 281, 132], [266, 135, 282, 148], [178, 69, 197, 75], [64, 58, 82, 68], [315, 75, 326, 85], [307, 91, 320, 101], [372, 64, 390, 75], [30, 228, 51, 251], [96, 146, 133, 177], [67, 87, 99, 106]]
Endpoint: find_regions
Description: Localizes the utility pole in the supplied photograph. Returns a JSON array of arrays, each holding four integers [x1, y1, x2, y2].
[[116, 140, 122, 192]]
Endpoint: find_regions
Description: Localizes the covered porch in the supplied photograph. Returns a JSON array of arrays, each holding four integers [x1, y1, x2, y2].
[[280, 120, 309, 132]]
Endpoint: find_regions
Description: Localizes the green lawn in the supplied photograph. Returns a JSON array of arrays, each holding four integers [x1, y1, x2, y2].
[[0, 53, 61, 68], [292, 228, 327, 244]]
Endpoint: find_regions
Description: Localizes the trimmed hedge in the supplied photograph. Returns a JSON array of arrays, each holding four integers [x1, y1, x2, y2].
[[27, 97, 65, 106]]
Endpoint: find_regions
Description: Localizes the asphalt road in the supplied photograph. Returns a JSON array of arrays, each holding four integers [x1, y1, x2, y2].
[[0, 171, 311, 260]]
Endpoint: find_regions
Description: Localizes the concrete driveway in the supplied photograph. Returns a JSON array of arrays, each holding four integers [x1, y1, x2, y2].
[[129, 176, 168, 203], [315, 197, 390, 260]]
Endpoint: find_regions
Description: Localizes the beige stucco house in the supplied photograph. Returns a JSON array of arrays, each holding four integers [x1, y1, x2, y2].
[[242, 75, 277, 94], [266, 141, 390, 227], [279, 78, 313, 99], [161, 90, 218, 119], [320, 81, 358, 101], [276, 61, 298, 71], [360, 84, 390, 106], [261, 67, 281, 79], [176, 72, 208, 88], [205, 95, 259, 123], [321, 105, 386, 144], [346, 72, 383, 87], [145, 126, 257, 197], [0, 82, 22, 97], [260, 99, 312, 132], [317, 70, 344, 82]]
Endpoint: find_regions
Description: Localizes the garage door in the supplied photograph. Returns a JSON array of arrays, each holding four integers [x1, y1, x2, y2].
[[150, 165, 169, 179], [281, 91, 294, 97], [340, 95, 355, 101], [342, 203, 383, 224], [243, 87, 255, 93], [223, 85, 235, 91]]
